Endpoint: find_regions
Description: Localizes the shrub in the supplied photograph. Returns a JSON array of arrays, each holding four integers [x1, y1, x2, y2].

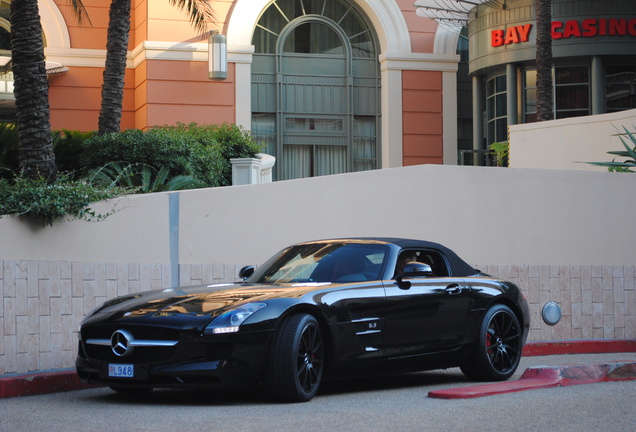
[[0, 174, 125, 226], [0, 124, 93, 179], [81, 128, 223, 187], [54, 129, 95, 175], [167, 123, 262, 186], [0, 123, 18, 179]]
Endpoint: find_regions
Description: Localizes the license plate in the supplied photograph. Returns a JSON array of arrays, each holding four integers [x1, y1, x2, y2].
[[109, 364, 134, 378]]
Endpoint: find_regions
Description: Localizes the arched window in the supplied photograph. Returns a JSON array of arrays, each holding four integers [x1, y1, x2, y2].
[[251, 0, 380, 180]]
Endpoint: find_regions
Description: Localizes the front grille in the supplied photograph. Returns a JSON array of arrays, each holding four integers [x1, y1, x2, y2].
[[82, 325, 181, 364], [81, 326, 179, 342], [84, 344, 178, 363]]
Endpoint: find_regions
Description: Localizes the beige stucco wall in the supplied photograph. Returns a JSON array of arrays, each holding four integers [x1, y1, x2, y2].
[[509, 109, 636, 172], [2, 164, 634, 267], [1, 164, 635, 375]]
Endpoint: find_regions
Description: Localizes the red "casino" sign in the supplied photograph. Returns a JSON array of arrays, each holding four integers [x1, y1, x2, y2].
[[491, 18, 636, 47]]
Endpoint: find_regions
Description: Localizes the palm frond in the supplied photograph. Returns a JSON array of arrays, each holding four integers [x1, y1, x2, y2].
[[67, 0, 93, 27], [168, 0, 215, 35]]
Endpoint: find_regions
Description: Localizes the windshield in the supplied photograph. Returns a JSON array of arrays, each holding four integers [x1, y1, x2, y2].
[[248, 243, 389, 284]]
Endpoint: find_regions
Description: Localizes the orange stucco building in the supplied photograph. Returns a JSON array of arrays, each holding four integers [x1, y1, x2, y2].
[[2, 0, 462, 179]]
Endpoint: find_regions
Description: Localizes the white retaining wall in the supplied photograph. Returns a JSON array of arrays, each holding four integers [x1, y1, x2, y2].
[[509, 109, 636, 171]]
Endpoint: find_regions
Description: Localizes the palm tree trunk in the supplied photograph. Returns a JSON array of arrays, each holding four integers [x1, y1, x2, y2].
[[535, 0, 553, 121], [98, 0, 131, 135], [10, 0, 57, 181]]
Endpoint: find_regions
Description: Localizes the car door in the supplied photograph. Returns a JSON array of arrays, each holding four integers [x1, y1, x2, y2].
[[381, 276, 473, 359]]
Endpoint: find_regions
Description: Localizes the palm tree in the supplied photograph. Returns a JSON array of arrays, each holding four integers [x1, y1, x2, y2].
[[9, 0, 88, 182], [535, 0, 553, 121], [98, 0, 214, 135], [10, 0, 56, 180]]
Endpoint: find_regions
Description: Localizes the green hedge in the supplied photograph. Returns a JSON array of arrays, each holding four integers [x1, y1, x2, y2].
[[81, 128, 224, 187], [164, 123, 262, 186]]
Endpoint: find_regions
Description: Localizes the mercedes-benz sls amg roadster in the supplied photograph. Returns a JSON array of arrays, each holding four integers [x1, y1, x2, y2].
[[76, 238, 530, 402]]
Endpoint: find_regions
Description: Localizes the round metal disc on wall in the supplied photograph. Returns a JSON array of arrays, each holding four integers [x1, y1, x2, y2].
[[542, 301, 562, 325]]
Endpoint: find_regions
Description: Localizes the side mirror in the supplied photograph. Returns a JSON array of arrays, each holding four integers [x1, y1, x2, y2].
[[395, 262, 433, 290], [403, 262, 433, 277], [239, 265, 255, 281]]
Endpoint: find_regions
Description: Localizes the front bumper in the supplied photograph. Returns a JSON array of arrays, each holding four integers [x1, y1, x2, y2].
[[75, 328, 275, 390]]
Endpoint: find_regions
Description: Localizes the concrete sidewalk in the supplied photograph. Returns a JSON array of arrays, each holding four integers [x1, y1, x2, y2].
[[1, 339, 635, 399]]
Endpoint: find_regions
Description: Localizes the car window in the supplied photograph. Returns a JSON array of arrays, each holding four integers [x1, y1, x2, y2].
[[395, 249, 449, 277], [250, 243, 389, 283]]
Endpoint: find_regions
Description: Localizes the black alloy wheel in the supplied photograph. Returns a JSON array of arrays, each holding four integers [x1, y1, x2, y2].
[[268, 313, 324, 402], [461, 304, 522, 381]]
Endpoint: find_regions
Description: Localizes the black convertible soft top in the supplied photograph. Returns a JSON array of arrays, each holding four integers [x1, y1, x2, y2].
[[302, 238, 480, 277], [386, 238, 479, 277]]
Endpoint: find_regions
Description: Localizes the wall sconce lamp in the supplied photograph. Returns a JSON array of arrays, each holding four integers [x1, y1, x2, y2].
[[208, 30, 227, 80]]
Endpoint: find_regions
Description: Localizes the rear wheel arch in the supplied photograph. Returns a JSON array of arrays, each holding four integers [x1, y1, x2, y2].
[[477, 292, 526, 334], [492, 298, 526, 334]]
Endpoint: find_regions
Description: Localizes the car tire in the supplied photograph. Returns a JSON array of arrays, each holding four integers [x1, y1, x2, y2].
[[267, 313, 324, 402], [460, 304, 522, 382]]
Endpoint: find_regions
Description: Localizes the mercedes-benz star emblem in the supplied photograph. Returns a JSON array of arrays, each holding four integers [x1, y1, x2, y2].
[[111, 329, 134, 357]]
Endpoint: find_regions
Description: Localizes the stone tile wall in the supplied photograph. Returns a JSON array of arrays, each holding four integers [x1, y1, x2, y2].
[[1, 261, 634, 376], [478, 264, 636, 342]]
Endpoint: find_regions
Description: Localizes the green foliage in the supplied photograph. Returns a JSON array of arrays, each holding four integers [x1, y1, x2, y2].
[[89, 162, 208, 193], [0, 123, 18, 179], [54, 129, 95, 175], [165, 123, 262, 186], [0, 123, 93, 179], [81, 128, 223, 187], [0, 174, 125, 226], [586, 126, 636, 172], [489, 141, 509, 167], [0, 122, 262, 225]]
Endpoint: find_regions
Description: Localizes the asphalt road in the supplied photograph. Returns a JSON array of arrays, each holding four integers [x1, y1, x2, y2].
[[1, 353, 635, 432]]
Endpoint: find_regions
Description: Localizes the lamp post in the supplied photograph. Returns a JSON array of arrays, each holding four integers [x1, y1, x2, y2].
[[208, 30, 227, 80]]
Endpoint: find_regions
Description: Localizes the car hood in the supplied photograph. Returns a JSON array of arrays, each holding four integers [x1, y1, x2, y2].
[[83, 282, 333, 327]]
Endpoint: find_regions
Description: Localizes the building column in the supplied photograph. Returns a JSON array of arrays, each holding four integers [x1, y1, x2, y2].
[[506, 63, 518, 127], [379, 64, 403, 168], [231, 46, 255, 130], [443, 70, 458, 165], [472, 75, 484, 165], [591, 56, 604, 115]]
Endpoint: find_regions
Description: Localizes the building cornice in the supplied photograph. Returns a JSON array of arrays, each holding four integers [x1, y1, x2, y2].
[[379, 52, 460, 73], [43, 43, 256, 69]]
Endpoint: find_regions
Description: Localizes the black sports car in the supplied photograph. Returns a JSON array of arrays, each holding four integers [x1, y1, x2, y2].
[[76, 238, 530, 402]]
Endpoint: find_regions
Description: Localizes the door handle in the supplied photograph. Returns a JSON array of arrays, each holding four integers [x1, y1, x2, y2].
[[445, 284, 462, 295]]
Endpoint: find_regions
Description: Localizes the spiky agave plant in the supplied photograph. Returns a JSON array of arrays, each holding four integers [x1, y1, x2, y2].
[[89, 162, 208, 192], [587, 126, 636, 172]]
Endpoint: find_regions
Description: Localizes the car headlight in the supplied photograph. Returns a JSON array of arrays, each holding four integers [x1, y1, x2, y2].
[[204, 302, 267, 334]]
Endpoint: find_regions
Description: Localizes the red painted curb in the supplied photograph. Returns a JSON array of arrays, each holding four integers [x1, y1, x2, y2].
[[428, 361, 636, 399], [523, 339, 636, 356], [0, 370, 97, 399], [428, 377, 560, 399]]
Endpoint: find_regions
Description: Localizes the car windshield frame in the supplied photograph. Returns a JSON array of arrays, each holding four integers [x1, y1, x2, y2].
[[247, 242, 390, 284]]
